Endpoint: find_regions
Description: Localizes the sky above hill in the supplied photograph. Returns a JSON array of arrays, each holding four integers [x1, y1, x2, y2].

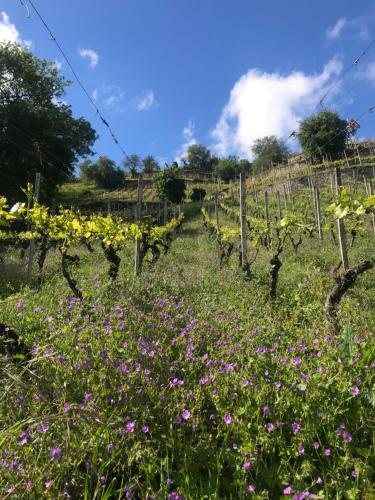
[[1, 0, 375, 167]]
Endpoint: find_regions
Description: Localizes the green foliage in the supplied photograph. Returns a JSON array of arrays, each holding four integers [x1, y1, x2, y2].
[[186, 144, 213, 172], [190, 187, 206, 202], [78, 156, 124, 190], [142, 155, 160, 174], [154, 166, 186, 203], [122, 154, 141, 178], [297, 110, 349, 161], [214, 157, 239, 182], [251, 135, 289, 174], [0, 42, 97, 202]]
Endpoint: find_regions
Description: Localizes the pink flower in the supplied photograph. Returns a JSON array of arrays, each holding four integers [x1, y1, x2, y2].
[[351, 386, 360, 396], [126, 422, 135, 433], [242, 461, 251, 470], [224, 414, 233, 425], [283, 486, 292, 495], [142, 424, 150, 433], [248, 484, 255, 493], [324, 448, 331, 456], [182, 409, 190, 420]]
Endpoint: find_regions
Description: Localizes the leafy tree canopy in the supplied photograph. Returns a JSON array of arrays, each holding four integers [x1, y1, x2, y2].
[[142, 155, 160, 173], [190, 187, 206, 202], [154, 165, 186, 204], [251, 136, 289, 174], [122, 154, 141, 178], [214, 157, 251, 182], [214, 157, 240, 183], [79, 156, 123, 190], [0, 42, 97, 202], [297, 110, 349, 161], [186, 144, 213, 172]]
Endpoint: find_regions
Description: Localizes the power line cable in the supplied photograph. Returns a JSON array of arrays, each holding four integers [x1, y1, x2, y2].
[[314, 38, 375, 114], [23, 0, 131, 160], [288, 37, 375, 141]]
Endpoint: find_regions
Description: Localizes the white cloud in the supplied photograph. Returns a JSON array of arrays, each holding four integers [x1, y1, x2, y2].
[[326, 18, 347, 39], [175, 120, 197, 163], [210, 59, 343, 159], [0, 11, 31, 47], [326, 16, 369, 41], [92, 84, 125, 110], [135, 90, 158, 111], [78, 48, 99, 68]]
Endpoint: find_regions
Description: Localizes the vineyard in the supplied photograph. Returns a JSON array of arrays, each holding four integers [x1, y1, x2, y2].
[[0, 168, 374, 499]]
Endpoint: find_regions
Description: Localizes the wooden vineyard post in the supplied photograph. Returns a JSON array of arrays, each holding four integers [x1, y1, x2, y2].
[[314, 187, 323, 240], [240, 173, 248, 267], [368, 181, 375, 237], [264, 190, 270, 246], [134, 174, 143, 276], [334, 167, 349, 271], [27, 172, 41, 286], [311, 181, 317, 225], [344, 150, 350, 168], [283, 185, 288, 210], [276, 190, 282, 220], [215, 193, 220, 236], [163, 198, 168, 224], [254, 191, 259, 217], [363, 176, 370, 197]]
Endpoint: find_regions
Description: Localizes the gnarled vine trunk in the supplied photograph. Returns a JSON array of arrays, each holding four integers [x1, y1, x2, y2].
[[60, 249, 83, 300], [101, 242, 121, 280], [325, 260, 373, 319]]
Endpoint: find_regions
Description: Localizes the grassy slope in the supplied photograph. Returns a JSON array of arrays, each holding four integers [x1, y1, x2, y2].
[[0, 205, 374, 498]]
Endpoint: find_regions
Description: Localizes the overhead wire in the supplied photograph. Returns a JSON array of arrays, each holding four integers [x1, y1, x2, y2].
[[314, 37, 375, 114], [23, 0, 131, 160], [288, 36, 375, 141]]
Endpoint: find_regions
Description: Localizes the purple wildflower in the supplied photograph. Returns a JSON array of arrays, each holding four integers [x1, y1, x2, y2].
[[342, 431, 352, 442], [351, 386, 360, 396], [126, 421, 135, 433], [182, 409, 190, 420], [224, 414, 233, 425], [291, 423, 301, 433], [283, 486, 292, 495], [50, 447, 62, 460]]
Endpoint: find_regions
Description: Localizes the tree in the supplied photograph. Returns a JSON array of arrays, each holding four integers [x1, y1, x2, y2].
[[186, 144, 212, 173], [251, 136, 289, 174], [214, 157, 240, 183], [142, 155, 160, 174], [190, 187, 206, 202], [297, 110, 349, 162], [0, 42, 97, 202], [79, 156, 123, 190], [154, 165, 186, 204], [122, 154, 141, 178], [238, 159, 252, 175]]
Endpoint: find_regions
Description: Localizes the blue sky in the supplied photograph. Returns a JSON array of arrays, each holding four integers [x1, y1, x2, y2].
[[1, 0, 375, 167]]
